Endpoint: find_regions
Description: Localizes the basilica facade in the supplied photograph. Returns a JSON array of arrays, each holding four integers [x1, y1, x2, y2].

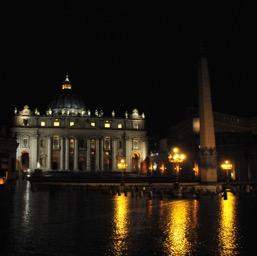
[[11, 75, 148, 175]]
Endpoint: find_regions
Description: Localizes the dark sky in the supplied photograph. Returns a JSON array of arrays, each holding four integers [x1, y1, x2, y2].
[[1, 1, 257, 134]]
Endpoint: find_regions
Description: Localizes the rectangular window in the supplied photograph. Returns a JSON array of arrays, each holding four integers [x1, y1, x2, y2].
[[104, 123, 111, 128], [133, 139, 139, 150], [53, 136, 59, 149], [91, 139, 95, 149], [91, 122, 95, 127], [69, 138, 74, 149], [104, 137, 111, 150], [79, 138, 85, 149], [23, 138, 29, 148], [53, 121, 60, 127], [70, 121, 75, 126], [23, 119, 29, 126], [40, 121, 46, 126], [118, 123, 122, 129], [40, 139, 45, 147], [133, 122, 138, 129]]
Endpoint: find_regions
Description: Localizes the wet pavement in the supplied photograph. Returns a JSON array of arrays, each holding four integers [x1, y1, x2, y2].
[[1, 180, 257, 255]]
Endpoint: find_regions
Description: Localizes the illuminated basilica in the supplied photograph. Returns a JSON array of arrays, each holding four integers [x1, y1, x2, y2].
[[11, 74, 148, 174]]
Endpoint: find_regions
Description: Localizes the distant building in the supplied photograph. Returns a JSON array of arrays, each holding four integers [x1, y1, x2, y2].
[[154, 107, 257, 183], [11, 74, 148, 175], [0, 125, 18, 184], [148, 45, 257, 183]]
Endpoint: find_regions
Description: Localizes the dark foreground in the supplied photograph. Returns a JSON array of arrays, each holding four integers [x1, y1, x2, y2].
[[1, 180, 257, 256]]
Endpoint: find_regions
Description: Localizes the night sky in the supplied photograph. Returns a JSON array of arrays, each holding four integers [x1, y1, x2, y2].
[[1, 1, 257, 134]]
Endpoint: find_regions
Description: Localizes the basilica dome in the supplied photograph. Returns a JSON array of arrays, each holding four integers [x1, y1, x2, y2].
[[47, 74, 86, 116]]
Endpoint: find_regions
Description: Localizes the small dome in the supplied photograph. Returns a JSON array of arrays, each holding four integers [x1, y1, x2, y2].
[[47, 74, 86, 115]]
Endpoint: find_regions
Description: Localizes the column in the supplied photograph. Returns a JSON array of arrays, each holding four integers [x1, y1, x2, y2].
[[60, 137, 64, 170], [125, 136, 131, 171], [30, 134, 38, 171], [99, 137, 104, 171], [47, 136, 52, 170], [65, 137, 69, 170], [111, 138, 116, 171], [86, 138, 91, 171], [95, 138, 99, 171], [74, 137, 78, 171]]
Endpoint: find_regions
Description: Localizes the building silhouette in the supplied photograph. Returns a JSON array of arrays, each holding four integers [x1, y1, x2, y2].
[[0, 125, 18, 185], [158, 108, 257, 183], [149, 48, 257, 184], [2, 53, 257, 184]]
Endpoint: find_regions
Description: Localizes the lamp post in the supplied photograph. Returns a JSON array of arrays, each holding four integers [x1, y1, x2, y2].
[[221, 160, 232, 184], [168, 147, 186, 188], [117, 158, 127, 186]]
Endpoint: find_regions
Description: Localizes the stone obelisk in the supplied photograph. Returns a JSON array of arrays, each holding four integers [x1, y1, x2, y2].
[[198, 44, 217, 183]]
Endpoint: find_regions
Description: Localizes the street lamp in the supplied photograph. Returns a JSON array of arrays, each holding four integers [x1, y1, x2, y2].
[[117, 158, 128, 186], [168, 147, 186, 187], [221, 160, 233, 184]]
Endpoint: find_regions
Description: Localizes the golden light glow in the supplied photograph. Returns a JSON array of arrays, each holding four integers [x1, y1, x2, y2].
[[193, 162, 199, 176], [168, 147, 186, 165], [62, 84, 72, 90], [168, 147, 186, 183], [160, 164, 165, 172], [193, 118, 200, 133], [165, 200, 197, 255], [221, 160, 233, 171], [217, 193, 239, 255], [111, 195, 129, 253], [117, 158, 128, 185], [117, 158, 128, 170], [221, 160, 233, 182], [0, 177, 6, 184]]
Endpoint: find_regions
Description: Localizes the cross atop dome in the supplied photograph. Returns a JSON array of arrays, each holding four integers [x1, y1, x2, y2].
[[62, 73, 72, 90]]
